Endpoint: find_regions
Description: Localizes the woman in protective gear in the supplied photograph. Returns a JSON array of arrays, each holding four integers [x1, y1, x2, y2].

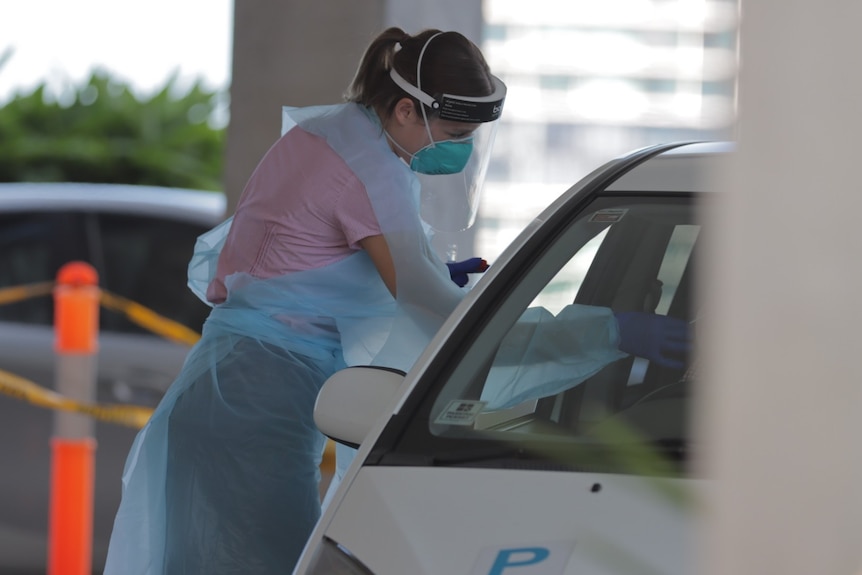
[[103, 25, 690, 575], [103, 28, 506, 574]]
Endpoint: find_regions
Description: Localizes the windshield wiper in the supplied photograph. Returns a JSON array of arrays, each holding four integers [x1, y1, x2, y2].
[[649, 438, 688, 461], [432, 445, 536, 466], [376, 446, 529, 467], [378, 438, 688, 472]]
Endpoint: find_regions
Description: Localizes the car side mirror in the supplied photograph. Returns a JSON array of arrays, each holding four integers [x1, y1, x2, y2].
[[313, 366, 405, 448]]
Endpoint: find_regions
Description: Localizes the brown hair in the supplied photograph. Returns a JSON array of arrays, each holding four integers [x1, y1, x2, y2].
[[345, 27, 495, 122]]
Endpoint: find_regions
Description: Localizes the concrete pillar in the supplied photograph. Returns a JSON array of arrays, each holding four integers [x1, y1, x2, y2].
[[699, 2, 862, 574], [224, 0, 385, 212]]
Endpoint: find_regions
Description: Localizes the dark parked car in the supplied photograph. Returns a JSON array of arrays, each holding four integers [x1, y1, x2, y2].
[[0, 182, 225, 573]]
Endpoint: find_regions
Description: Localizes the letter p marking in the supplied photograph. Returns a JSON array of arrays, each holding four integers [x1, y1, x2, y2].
[[488, 547, 550, 574]]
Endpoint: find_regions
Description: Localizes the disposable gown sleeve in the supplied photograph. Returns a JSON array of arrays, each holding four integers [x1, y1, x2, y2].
[[480, 304, 628, 411], [353, 140, 465, 372], [370, 218, 465, 371], [286, 104, 466, 372]]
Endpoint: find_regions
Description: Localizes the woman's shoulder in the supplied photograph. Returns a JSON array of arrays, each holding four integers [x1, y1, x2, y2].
[[288, 104, 414, 185]]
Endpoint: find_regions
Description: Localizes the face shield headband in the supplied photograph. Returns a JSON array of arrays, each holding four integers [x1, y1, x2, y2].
[[389, 35, 507, 124]]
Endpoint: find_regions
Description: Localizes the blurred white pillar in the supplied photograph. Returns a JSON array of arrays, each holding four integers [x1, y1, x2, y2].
[[699, 1, 862, 574]]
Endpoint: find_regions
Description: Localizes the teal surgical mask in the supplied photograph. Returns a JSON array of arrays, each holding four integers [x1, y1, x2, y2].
[[386, 131, 474, 175], [410, 137, 473, 175]]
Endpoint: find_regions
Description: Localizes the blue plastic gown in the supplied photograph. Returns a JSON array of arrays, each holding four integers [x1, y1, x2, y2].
[[103, 103, 456, 575]]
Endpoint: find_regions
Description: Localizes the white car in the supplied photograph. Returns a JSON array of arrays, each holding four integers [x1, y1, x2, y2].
[[0, 182, 225, 573], [297, 141, 729, 575]]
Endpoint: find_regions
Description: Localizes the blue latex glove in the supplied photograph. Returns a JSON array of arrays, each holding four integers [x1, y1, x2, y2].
[[445, 257, 489, 287], [614, 311, 692, 369]]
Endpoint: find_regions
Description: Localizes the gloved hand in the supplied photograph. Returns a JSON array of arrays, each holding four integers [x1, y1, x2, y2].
[[445, 257, 489, 287], [614, 311, 692, 369]]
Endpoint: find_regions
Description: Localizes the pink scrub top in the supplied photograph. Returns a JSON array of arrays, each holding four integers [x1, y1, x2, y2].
[[207, 127, 382, 304]]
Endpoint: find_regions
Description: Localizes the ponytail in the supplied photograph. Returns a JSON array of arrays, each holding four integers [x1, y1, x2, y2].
[[344, 27, 407, 109]]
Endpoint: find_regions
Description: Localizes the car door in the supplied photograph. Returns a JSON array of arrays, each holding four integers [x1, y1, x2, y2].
[[0, 210, 87, 387], [0, 210, 89, 570], [0, 209, 210, 406], [0, 207, 213, 571], [299, 197, 705, 575], [88, 210, 211, 407]]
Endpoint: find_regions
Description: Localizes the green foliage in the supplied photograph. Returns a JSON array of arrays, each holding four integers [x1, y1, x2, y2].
[[0, 71, 226, 190]]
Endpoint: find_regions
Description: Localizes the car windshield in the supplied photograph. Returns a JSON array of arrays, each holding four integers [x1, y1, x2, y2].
[[377, 195, 701, 477]]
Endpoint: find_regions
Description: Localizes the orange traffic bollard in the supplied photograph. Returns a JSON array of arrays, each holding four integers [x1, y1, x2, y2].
[[48, 438, 96, 575], [54, 262, 100, 354], [49, 261, 100, 575]]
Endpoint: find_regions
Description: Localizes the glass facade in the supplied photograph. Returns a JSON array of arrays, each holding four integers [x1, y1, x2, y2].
[[475, 0, 738, 259]]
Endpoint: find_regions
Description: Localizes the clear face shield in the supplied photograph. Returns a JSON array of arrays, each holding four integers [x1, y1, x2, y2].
[[389, 37, 506, 234], [415, 116, 500, 233]]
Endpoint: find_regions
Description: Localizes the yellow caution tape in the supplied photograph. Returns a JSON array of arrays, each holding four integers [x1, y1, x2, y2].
[[0, 367, 336, 470], [0, 281, 201, 346], [0, 367, 153, 429], [99, 291, 201, 346], [0, 281, 336, 469], [0, 281, 55, 306]]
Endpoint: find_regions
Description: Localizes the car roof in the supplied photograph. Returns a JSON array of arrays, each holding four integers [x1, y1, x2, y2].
[[605, 141, 734, 193], [0, 182, 227, 225]]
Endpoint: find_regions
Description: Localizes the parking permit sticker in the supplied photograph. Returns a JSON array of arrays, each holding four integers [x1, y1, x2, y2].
[[434, 400, 487, 425], [589, 208, 627, 223], [471, 541, 575, 575]]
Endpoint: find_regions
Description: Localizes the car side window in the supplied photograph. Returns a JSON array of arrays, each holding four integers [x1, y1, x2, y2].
[[529, 228, 608, 315], [95, 213, 211, 334], [0, 212, 85, 325], [430, 200, 698, 441]]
